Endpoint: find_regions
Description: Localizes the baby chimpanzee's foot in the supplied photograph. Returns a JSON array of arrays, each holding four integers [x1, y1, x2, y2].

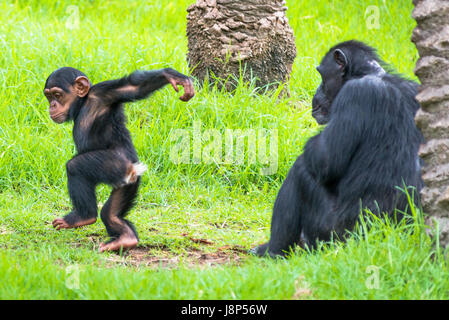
[[99, 235, 138, 253], [52, 213, 97, 230]]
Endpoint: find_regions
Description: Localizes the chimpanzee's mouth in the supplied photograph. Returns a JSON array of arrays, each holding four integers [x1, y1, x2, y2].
[[50, 114, 65, 123]]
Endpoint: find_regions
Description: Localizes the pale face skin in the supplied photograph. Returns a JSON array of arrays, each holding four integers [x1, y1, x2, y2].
[[44, 87, 74, 123], [44, 76, 90, 123]]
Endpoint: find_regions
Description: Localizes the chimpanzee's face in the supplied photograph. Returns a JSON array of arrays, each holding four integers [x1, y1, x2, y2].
[[311, 83, 331, 125], [43, 72, 91, 124], [44, 86, 77, 123], [312, 50, 346, 125]]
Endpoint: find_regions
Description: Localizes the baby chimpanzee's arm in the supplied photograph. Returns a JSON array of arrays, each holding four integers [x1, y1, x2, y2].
[[91, 68, 194, 105]]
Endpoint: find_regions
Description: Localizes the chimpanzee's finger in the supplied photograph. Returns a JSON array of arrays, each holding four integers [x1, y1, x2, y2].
[[179, 79, 194, 101], [168, 78, 179, 92]]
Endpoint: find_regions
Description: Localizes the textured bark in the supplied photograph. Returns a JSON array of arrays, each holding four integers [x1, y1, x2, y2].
[[186, 0, 297, 91], [412, 0, 449, 245]]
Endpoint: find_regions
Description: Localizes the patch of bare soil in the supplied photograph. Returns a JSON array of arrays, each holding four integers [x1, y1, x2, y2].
[[106, 245, 248, 269]]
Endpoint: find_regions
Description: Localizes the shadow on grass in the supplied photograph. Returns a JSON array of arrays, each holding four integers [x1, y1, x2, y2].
[[104, 244, 249, 269]]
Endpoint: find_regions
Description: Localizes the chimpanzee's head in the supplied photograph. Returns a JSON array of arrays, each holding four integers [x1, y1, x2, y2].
[[43, 67, 91, 123], [312, 40, 386, 124]]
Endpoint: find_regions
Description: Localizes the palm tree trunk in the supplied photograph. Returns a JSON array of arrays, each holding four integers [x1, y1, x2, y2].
[[186, 0, 297, 92], [413, 0, 449, 245]]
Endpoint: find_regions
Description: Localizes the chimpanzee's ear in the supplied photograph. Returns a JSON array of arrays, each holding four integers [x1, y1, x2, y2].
[[74, 76, 91, 97], [333, 49, 348, 72]]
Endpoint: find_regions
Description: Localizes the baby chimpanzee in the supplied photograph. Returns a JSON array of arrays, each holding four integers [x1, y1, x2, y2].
[[44, 67, 194, 252]]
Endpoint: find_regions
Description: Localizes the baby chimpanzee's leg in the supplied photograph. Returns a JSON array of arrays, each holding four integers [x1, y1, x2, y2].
[[52, 150, 145, 234], [99, 179, 141, 252]]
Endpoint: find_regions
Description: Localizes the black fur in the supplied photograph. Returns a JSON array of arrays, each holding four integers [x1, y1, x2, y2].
[[45, 67, 89, 92], [252, 41, 423, 257]]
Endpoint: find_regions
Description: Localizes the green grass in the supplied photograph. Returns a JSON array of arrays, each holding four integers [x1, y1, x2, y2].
[[1, 0, 447, 299]]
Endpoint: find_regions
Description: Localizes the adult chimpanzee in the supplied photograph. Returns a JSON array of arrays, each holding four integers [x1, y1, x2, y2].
[[252, 40, 423, 257], [44, 67, 194, 252]]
